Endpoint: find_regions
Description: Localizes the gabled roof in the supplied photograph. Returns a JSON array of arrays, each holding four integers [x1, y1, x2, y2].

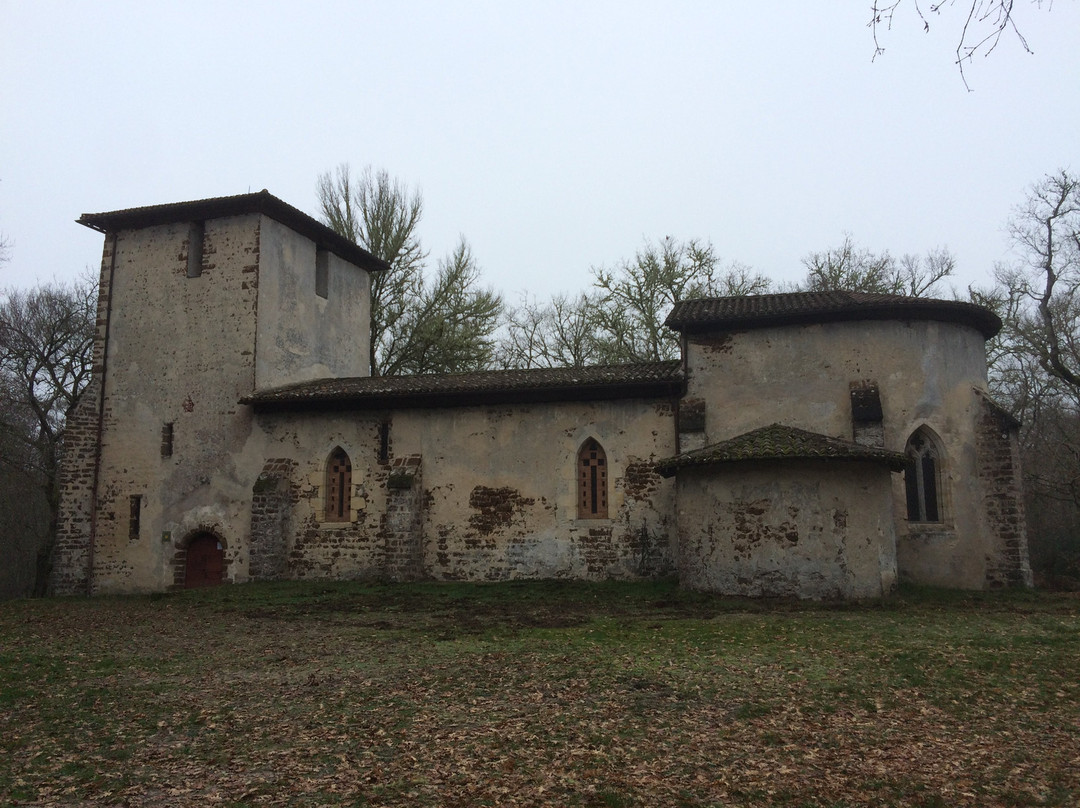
[[241, 361, 685, 411], [656, 423, 908, 477], [665, 291, 1001, 339], [77, 190, 389, 273]]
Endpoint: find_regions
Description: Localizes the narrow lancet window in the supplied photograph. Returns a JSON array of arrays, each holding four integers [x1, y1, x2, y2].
[[578, 439, 609, 519], [325, 447, 352, 522], [905, 429, 942, 522]]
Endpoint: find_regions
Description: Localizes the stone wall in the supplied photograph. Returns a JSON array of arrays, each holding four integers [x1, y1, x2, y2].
[[382, 455, 424, 581], [249, 458, 299, 581], [676, 460, 899, 599], [51, 210, 380, 595], [255, 218, 372, 388], [50, 233, 117, 596], [83, 215, 262, 593], [247, 398, 678, 584], [976, 395, 1033, 588], [683, 319, 1014, 589]]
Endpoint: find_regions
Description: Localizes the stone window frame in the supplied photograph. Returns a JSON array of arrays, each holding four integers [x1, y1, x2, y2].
[[904, 426, 945, 523], [577, 438, 609, 520], [324, 446, 352, 523]]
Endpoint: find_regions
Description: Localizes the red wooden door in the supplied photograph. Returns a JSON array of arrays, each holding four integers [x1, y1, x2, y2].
[[185, 534, 224, 588]]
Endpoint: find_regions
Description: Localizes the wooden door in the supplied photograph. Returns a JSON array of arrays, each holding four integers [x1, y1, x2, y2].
[[185, 534, 224, 588]]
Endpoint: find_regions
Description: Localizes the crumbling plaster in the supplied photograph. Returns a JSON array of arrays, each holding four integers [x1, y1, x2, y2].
[[676, 460, 898, 599], [243, 398, 678, 583], [684, 320, 996, 588]]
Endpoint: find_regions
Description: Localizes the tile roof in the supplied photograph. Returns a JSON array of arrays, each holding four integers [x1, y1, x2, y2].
[[241, 361, 685, 411], [665, 291, 1001, 339], [77, 190, 389, 273], [656, 423, 908, 477]]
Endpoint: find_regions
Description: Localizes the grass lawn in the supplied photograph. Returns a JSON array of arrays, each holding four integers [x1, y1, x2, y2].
[[1, 580, 1078, 807]]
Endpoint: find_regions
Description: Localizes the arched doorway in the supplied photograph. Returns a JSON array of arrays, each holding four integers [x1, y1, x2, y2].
[[184, 533, 224, 588]]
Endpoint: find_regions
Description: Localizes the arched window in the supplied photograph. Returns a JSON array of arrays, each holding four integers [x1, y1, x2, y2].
[[578, 439, 609, 519], [325, 447, 352, 522], [905, 429, 941, 522]]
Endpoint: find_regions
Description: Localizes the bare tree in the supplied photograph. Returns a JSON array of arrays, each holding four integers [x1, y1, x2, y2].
[[801, 235, 954, 297], [591, 238, 770, 363], [317, 164, 426, 376], [1006, 170, 1080, 390], [499, 292, 604, 369], [975, 170, 1080, 586], [501, 238, 769, 369], [317, 164, 501, 376], [0, 274, 96, 596], [387, 238, 503, 375], [869, 1, 1050, 89]]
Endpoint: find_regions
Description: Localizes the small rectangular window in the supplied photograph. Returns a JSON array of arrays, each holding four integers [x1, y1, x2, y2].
[[129, 495, 142, 540], [186, 222, 205, 278], [161, 422, 174, 458], [315, 248, 330, 298], [378, 422, 390, 463]]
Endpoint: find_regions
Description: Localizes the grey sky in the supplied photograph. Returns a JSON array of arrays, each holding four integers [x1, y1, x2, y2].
[[2, 2, 1077, 301]]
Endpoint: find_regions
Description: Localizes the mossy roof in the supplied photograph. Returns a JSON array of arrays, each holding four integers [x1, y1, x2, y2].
[[656, 423, 908, 477], [665, 291, 1001, 339], [242, 361, 684, 411]]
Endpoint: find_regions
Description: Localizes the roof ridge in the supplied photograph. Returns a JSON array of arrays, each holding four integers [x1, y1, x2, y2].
[[656, 422, 907, 477]]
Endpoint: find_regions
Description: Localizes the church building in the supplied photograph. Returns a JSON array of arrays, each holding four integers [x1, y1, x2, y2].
[[49, 191, 1032, 598]]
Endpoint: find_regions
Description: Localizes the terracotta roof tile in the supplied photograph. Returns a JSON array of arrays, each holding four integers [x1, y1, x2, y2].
[[665, 291, 1001, 339], [242, 361, 685, 411], [656, 423, 908, 477]]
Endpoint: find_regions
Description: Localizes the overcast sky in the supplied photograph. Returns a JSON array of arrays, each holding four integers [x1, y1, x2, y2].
[[2, 2, 1077, 302]]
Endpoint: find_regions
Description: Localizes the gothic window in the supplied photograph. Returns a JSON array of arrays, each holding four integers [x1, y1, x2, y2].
[[325, 447, 352, 522], [578, 439, 609, 519], [905, 429, 941, 522]]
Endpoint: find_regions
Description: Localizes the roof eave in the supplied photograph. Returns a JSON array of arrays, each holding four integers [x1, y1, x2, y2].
[[243, 377, 686, 413], [669, 304, 1001, 340], [77, 190, 390, 274]]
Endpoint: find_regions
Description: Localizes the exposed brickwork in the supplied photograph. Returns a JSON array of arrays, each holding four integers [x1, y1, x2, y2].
[[622, 460, 662, 503], [249, 459, 299, 580], [49, 379, 102, 595], [688, 334, 733, 354], [381, 455, 424, 581], [976, 395, 1033, 588], [50, 236, 115, 596], [468, 486, 537, 536], [581, 525, 616, 575]]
